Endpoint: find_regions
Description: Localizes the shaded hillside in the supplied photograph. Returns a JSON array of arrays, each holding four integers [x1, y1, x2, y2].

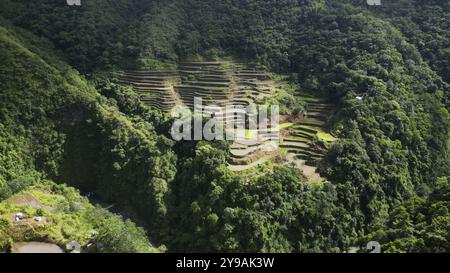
[[0, 0, 448, 252]]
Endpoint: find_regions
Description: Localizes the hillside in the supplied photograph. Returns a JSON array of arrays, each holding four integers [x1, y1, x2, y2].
[[0, 22, 170, 252], [0, 0, 448, 253]]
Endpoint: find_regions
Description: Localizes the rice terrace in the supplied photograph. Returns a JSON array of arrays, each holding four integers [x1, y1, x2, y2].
[[0, 0, 448, 259]]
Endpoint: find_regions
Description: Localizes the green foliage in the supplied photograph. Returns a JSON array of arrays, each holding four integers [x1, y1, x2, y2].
[[0, 0, 142, 73], [260, 81, 304, 115], [0, 0, 448, 253], [362, 176, 450, 253], [85, 207, 164, 253], [0, 182, 160, 253], [165, 140, 358, 252]]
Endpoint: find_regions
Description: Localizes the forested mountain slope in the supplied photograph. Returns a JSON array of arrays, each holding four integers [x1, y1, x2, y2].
[[0, 0, 448, 252], [0, 21, 172, 252]]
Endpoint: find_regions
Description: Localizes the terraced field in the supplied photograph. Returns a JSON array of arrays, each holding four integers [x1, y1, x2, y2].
[[177, 61, 275, 128], [118, 64, 335, 179], [176, 61, 233, 108], [228, 136, 277, 168], [176, 61, 245, 128], [118, 70, 181, 112], [280, 95, 336, 182]]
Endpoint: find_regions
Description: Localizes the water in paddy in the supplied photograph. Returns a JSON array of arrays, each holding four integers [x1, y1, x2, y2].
[[13, 242, 64, 253]]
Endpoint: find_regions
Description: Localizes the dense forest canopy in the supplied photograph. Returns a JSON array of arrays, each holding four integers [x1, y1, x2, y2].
[[0, 0, 448, 253]]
